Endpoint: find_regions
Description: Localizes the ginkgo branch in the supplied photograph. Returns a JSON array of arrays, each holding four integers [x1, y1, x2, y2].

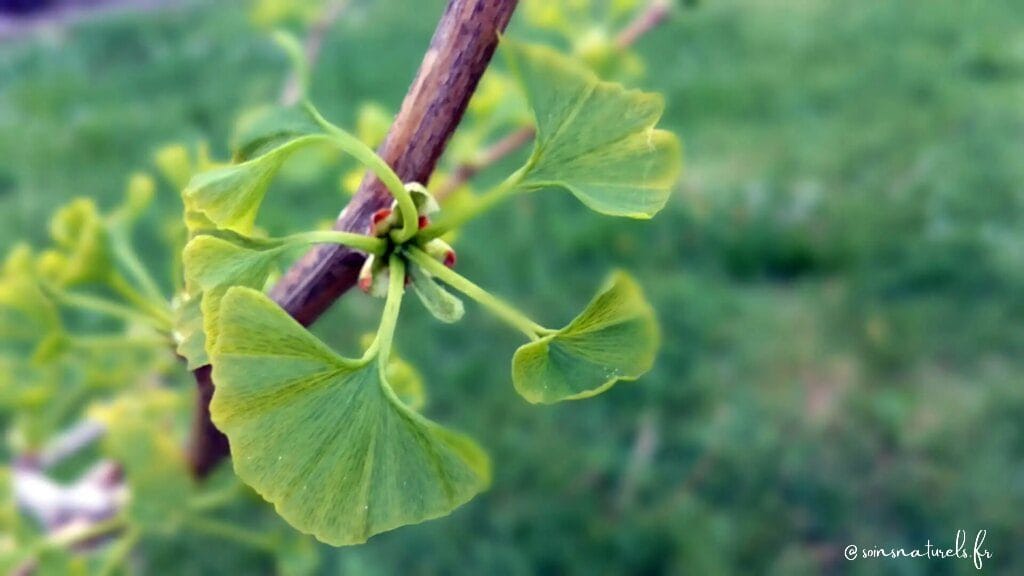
[[189, 0, 519, 477]]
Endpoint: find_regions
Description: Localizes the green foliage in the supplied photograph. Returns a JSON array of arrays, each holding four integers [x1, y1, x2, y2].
[[0, 0, 688, 569], [512, 271, 658, 403], [507, 41, 681, 218], [183, 232, 287, 359], [521, 0, 647, 79], [184, 135, 328, 235], [11, 0, 1021, 573], [210, 285, 490, 545], [163, 21, 674, 545]]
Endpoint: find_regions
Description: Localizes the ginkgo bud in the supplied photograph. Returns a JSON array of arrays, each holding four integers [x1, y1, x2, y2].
[[424, 238, 456, 268]]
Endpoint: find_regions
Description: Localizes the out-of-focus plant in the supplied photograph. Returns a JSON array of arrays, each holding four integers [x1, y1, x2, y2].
[[0, 0, 679, 571]]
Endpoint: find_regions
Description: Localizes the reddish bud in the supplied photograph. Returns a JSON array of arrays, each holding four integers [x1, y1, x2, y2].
[[424, 238, 457, 268], [372, 208, 392, 225], [358, 255, 376, 293], [371, 208, 394, 237], [418, 215, 429, 229]]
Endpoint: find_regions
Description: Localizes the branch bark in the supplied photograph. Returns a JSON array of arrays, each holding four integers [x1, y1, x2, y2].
[[188, 0, 519, 477]]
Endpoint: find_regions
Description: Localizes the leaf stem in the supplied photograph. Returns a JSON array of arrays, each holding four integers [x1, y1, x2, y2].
[[374, 254, 407, 367], [282, 229, 387, 255], [420, 165, 528, 240], [108, 273, 173, 326], [50, 288, 171, 331], [304, 102, 420, 242], [405, 247, 549, 340], [110, 229, 167, 304]]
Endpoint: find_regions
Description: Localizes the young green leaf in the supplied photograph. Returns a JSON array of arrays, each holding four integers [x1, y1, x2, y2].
[[512, 271, 659, 404], [232, 104, 320, 162], [209, 287, 490, 546], [408, 262, 465, 324], [184, 135, 327, 235], [183, 232, 287, 355], [506, 40, 681, 218], [183, 233, 288, 293], [42, 198, 113, 286], [173, 295, 208, 369]]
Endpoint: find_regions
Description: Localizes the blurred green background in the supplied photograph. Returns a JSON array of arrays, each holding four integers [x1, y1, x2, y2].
[[2, 0, 1023, 574]]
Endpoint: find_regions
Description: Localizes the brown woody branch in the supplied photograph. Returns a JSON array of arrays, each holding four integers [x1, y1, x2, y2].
[[615, 0, 672, 50], [188, 0, 520, 477]]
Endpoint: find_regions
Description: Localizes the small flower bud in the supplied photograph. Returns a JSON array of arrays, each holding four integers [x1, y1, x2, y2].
[[424, 238, 456, 268], [370, 208, 394, 237], [358, 254, 377, 293], [358, 254, 391, 297]]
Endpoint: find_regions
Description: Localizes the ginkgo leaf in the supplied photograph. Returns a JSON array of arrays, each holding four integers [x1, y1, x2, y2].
[[209, 287, 489, 546], [232, 105, 319, 162], [173, 295, 207, 369], [43, 198, 113, 286], [184, 135, 325, 235], [506, 41, 682, 218], [408, 263, 464, 324], [183, 233, 287, 355], [183, 233, 287, 293], [512, 271, 659, 404]]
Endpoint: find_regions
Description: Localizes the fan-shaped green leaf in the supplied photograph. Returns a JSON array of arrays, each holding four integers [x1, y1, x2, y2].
[[42, 198, 113, 286], [506, 41, 681, 218], [232, 105, 320, 162], [209, 287, 489, 546], [183, 233, 287, 356], [184, 135, 326, 235], [512, 271, 659, 404], [183, 233, 287, 293], [173, 295, 207, 369]]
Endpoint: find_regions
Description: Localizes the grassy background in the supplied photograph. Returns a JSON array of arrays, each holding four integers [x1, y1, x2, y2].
[[2, 0, 1024, 573]]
